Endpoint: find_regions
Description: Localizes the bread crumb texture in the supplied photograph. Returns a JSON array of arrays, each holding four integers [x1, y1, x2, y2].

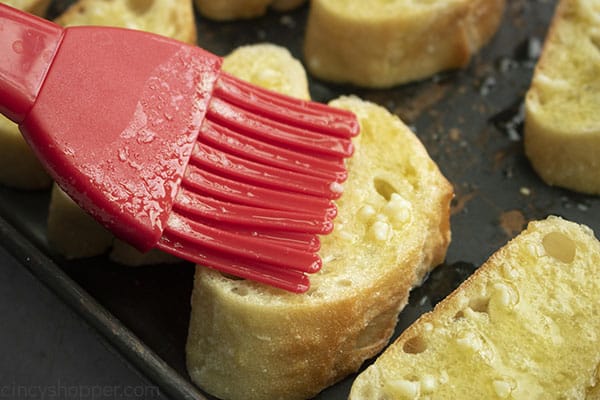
[[304, 0, 506, 87], [524, 0, 600, 194], [186, 91, 452, 399], [349, 216, 600, 400]]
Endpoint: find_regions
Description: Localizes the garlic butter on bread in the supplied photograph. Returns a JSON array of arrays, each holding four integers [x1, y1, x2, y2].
[[185, 48, 453, 399], [524, 0, 600, 195], [304, 0, 506, 88], [350, 216, 600, 399]]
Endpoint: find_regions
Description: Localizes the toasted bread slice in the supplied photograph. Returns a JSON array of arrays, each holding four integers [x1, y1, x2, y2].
[[46, 43, 313, 264], [524, 0, 600, 195], [194, 0, 306, 21], [304, 0, 505, 88], [349, 216, 600, 399], [4, 0, 51, 16], [185, 93, 453, 400]]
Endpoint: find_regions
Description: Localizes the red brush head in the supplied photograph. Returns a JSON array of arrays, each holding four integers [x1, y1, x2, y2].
[[20, 26, 223, 250], [0, 4, 361, 292]]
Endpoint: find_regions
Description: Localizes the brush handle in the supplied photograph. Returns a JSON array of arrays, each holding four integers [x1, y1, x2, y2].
[[0, 4, 63, 123]]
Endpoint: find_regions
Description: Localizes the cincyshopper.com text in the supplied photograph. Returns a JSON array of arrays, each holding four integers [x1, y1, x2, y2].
[[0, 381, 161, 399]]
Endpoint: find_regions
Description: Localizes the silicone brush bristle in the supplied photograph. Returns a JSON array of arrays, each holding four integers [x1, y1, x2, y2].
[[156, 73, 358, 292], [0, 5, 359, 293]]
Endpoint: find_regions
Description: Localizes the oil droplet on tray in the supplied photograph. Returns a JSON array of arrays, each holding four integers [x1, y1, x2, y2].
[[499, 210, 525, 238]]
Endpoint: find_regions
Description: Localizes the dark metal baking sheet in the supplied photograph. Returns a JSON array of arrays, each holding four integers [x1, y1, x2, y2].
[[2, 1, 598, 399]]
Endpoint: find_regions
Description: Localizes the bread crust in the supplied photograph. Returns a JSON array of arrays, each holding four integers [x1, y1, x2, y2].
[[187, 258, 419, 400], [304, 0, 505, 88], [524, 0, 600, 195]]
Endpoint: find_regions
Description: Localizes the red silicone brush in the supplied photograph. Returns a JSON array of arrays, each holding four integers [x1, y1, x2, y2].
[[0, 4, 359, 293]]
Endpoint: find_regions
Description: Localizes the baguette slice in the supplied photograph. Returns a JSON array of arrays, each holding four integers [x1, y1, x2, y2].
[[46, 43, 313, 264], [304, 0, 505, 88], [350, 216, 600, 400], [185, 92, 453, 399], [524, 0, 600, 195], [194, 0, 306, 21]]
